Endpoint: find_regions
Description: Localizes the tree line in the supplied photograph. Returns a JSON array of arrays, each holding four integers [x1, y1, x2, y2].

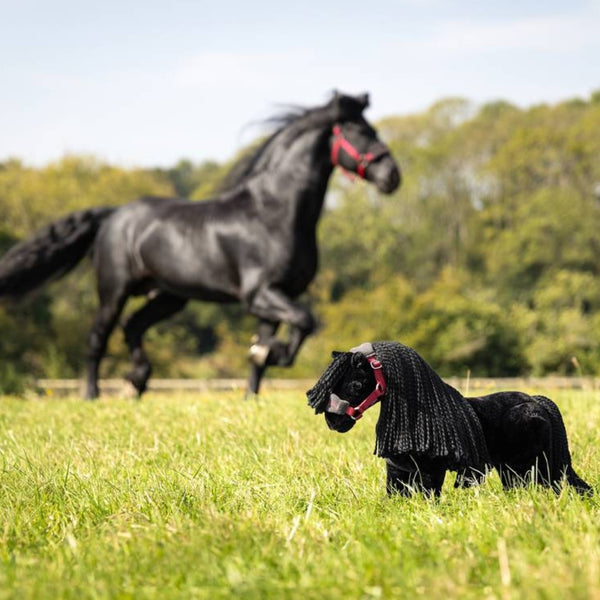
[[1, 92, 599, 391]]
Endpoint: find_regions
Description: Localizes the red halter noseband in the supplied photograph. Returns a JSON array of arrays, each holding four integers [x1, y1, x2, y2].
[[326, 354, 387, 420], [330, 125, 389, 179]]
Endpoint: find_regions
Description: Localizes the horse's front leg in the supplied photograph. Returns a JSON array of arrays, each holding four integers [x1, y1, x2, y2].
[[246, 287, 315, 392]]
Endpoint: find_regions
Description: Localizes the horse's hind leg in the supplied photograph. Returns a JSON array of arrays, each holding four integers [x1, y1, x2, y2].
[[86, 290, 128, 400], [247, 319, 279, 396], [122, 292, 188, 396]]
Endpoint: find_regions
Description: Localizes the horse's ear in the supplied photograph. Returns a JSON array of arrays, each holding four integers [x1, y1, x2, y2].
[[331, 350, 343, 358], [357, 93, 370, 110], [330, 92, 366, 120]]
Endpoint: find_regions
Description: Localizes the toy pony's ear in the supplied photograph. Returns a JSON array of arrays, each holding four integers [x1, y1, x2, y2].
[[331, 350, 343, 358], [350, 351, 369, 370]]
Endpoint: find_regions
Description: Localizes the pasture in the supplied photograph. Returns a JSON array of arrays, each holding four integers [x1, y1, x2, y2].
[[0, 387, 599, 599]]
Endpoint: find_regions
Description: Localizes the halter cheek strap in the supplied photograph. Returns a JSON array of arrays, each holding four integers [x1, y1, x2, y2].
[[330, 125, 389, 178], [345, 355, 387, 420]]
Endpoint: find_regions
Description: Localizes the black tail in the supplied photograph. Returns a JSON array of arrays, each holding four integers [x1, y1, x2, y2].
[[533, 395, 593, 496], [566, 465, 593, 496], [0, 207, 116, 297]]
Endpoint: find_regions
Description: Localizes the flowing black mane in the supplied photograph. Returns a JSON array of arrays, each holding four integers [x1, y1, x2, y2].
[[220, 93, 369, 191], [219, 104, 329, 191]]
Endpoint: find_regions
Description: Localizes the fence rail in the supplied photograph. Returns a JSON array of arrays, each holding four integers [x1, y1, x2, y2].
[[34, 376, 600, 397]]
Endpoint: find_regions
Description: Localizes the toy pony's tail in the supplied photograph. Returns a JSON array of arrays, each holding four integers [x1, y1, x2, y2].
[[565, 465, 593, 495], [0, 207, 115, 298], [533, 395, 592, 496]]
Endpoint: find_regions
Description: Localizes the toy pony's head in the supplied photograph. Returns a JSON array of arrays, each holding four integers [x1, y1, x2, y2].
[[307, 341, 491, 470], [306, 343, 382, 433]]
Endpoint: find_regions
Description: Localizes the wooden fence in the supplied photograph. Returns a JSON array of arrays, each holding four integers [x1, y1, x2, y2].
[[35, 376, 600, 397]]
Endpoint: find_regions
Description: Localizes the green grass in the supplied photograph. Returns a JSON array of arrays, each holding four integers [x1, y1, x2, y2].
[[0, 388, 599, 599]]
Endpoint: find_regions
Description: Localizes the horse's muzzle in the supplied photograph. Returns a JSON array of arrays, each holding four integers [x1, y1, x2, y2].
[[370, 156, 401, 194]]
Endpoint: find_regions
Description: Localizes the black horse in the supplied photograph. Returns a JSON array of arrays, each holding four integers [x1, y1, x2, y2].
[[0, 93, 401, 399], [308, 342, 591, 497]]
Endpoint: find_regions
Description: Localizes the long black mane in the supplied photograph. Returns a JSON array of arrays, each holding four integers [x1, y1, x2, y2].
[[220, 92, 371, 191], [371, 342, 490, 470], [219, 102, 334, 191]]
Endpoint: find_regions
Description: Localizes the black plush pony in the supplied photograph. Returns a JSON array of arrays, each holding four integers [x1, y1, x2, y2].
[[307, 341, 591, 497]]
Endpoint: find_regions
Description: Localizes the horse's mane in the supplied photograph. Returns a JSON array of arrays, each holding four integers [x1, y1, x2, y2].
[[219, 92, 369, 192]]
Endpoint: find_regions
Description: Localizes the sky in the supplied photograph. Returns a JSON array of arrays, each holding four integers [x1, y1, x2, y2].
[[1, 0, 599, 168]]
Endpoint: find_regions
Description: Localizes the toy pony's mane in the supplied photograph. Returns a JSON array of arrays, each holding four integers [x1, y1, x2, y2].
[[308, 341, 490, 471], [372, 342, 489, 469]]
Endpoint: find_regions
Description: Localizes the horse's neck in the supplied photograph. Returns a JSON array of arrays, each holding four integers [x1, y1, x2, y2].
[[250, 128, 333, 231]]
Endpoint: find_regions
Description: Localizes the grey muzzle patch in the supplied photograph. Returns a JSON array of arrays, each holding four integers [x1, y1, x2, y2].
[[326, 393, 350, 415]]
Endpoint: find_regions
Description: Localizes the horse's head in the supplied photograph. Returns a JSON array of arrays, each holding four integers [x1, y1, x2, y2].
[[328, 92, 401, 194], [307, 346, 381, 434]]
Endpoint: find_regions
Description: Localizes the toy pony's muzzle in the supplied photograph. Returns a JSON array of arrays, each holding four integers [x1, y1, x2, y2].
[[326, 393, 351, 415], [324, 394, 357, 433]]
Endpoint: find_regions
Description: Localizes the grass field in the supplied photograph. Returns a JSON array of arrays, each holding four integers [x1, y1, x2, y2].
[[0, 387, 599, 599]]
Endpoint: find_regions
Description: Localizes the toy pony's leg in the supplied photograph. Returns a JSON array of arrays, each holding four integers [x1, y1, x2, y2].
[[498, 462, 542, 490], [386, 459, 446, 497], [454, 466, 487, 489]]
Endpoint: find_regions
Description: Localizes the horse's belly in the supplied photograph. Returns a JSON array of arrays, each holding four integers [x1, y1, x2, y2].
[[137, 224, 242, 301], [158, 279, 238, 303]]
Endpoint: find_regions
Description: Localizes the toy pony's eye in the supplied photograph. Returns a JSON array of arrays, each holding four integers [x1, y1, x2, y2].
[[349, 381, 365, 395]]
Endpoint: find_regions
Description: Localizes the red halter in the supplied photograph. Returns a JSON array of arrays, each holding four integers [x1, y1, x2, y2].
[[330, 125, 389, 179]]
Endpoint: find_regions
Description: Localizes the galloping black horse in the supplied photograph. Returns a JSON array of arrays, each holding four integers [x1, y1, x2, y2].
[[0, 92, 401, 398]]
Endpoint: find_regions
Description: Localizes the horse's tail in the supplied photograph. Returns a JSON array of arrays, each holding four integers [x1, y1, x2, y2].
[[0, 206, 116, 297]]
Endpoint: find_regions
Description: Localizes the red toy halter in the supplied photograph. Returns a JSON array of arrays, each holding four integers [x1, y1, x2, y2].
[[326, 354, 387, 421], [345, 355, 387, 420], [330, 125, 389, 178]]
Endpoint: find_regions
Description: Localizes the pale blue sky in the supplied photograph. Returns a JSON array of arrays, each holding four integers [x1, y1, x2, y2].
[[1, 0, 599, 167]]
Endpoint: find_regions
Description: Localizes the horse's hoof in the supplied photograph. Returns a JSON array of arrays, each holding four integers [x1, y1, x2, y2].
[[248, 343, 270, 367], [83, 381, 99, 400], [125, 367, 150, 396]]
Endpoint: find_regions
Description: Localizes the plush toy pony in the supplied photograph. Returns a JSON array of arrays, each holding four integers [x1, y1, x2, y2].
[[307, 341, 591, 497]]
